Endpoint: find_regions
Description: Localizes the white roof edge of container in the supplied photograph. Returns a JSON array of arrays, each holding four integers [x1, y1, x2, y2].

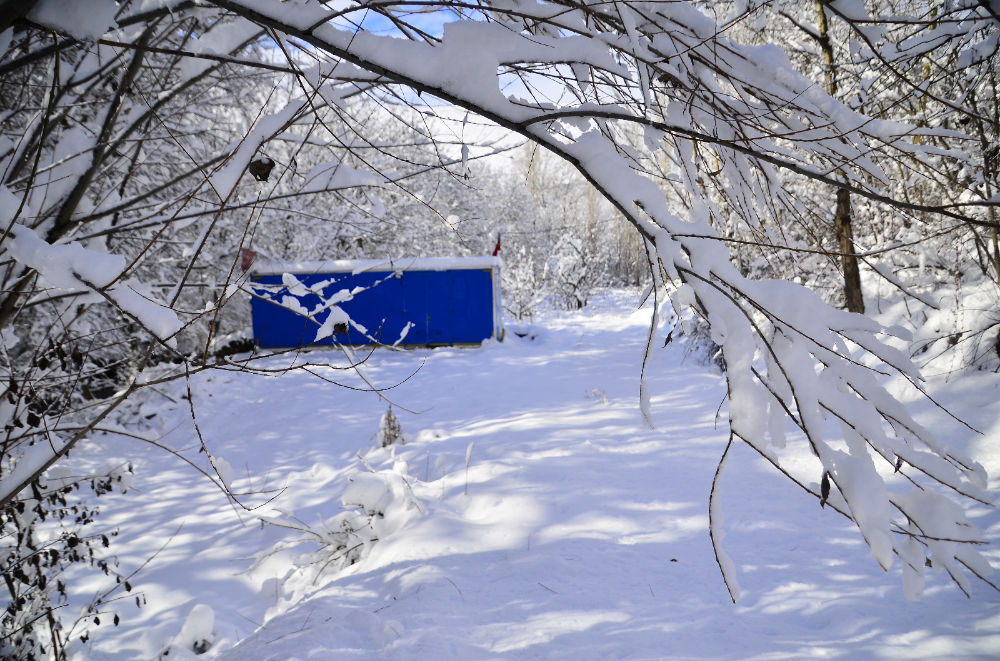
[[251, 256, 501, 276]]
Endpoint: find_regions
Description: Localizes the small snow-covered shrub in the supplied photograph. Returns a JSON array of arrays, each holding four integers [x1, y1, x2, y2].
[[254, 465, 422, 592], [676, 317, 726, 372], [908, 285, 1000, 373], [665, 291, 724, 372], [0, 461, 135, 661], [376, 406, 404, 447], [502, 247, 545, 322], [545, 236, 591, 309], [158, 604, 216, 660]]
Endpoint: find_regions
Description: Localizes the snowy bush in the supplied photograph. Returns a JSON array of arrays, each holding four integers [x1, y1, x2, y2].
[[158, 605, 216, 660], [545, 236, 591, 309], [0, 461, 134, 660], [674, 319, 725, 373], [376, 406, 404, 448], [254, 465, 422, 594], [502, 246, 545, 322]]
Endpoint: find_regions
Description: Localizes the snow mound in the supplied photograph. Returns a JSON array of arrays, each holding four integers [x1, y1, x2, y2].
[[163, 604, 216, 659], [253, 462, 423, 611]]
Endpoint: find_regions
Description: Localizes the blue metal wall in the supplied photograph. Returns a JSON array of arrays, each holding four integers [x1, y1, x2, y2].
[[250, 267, 498, 348]]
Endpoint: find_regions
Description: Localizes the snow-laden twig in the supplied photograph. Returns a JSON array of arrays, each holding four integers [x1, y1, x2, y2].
[[709, 433, 740, 604]]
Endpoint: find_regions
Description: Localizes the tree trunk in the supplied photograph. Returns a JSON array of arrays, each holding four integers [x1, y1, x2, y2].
[[835, 188, 864, 313], [815, 1, 864, 314]]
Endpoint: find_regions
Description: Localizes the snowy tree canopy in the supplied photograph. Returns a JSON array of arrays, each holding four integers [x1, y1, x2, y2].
[[0, 0, 998, 633]]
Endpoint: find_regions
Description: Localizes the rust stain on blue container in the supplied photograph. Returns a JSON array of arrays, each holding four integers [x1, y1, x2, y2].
[[249, 258, 502, 348]]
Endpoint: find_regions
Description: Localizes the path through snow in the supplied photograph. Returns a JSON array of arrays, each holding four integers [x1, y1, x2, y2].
[[76, 291, 1000, 660]]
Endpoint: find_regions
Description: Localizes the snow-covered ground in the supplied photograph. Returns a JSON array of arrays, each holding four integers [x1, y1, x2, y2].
[[71, 291, 1000, 660]]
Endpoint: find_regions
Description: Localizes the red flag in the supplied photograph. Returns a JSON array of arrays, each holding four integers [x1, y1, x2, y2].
[[492, 233, 501, 256], [240, 248, 256, 273]]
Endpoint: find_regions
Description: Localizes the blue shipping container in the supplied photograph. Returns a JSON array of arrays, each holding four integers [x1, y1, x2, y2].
[[249, 257, 502, 348]]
